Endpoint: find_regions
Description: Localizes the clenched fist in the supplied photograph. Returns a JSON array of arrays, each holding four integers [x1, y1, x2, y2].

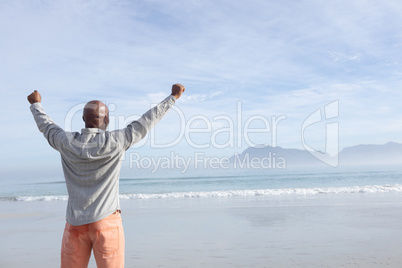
[[171, 84, 185, 100], [27, 90, 41, 104]]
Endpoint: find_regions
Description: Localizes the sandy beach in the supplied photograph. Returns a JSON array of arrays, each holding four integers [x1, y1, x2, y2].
[[1, 193, 402, 267]]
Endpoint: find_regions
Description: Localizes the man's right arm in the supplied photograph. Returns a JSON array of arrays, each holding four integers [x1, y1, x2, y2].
[[121, 84, 185, 150]]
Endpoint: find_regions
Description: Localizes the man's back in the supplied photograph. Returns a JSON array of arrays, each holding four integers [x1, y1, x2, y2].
[[30, 94, 177, 225], [59, 129, 126, 226], [28, 84, 185, 267]]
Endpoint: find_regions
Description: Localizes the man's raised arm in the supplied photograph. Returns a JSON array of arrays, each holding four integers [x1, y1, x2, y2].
[[121, 83, 185, 149], [27, 90, 65, 151]]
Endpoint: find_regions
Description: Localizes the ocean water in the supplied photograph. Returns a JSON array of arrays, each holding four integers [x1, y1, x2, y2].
[[1, 167, 402, 202]]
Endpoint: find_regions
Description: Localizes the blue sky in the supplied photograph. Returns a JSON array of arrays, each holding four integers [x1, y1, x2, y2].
[[1, 0, 402, 179]]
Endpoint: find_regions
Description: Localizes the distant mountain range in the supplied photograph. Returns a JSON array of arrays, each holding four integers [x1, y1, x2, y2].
[[230, 142, 402, 168], [339, 142, 402, 166]]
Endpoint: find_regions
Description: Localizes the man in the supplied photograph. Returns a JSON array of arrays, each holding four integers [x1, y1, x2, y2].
[[27, 84, 185, 268]]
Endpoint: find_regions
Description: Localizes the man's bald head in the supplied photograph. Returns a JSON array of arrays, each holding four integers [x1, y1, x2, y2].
[[82, 100, 109, 130]]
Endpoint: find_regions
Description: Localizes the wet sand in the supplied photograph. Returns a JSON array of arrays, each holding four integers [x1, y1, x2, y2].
[[1, 193, 402, 267]]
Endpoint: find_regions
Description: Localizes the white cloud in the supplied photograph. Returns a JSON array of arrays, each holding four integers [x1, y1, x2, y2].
[[329, 51, 362, 62], [180, 91, 223, 104]]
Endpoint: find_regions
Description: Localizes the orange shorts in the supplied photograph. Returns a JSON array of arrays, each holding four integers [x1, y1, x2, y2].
[[61, 211, 125, 268]]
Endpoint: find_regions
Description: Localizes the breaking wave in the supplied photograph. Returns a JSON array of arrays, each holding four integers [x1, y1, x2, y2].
[[4, 184, 402, 201]]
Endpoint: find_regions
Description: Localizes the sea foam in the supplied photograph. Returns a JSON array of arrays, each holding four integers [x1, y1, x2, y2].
[[7, 184, 402, 201], [119, 184, 402, 199]]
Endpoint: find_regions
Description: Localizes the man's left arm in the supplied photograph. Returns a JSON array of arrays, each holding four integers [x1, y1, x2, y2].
[[27, 90, 65, 151]]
